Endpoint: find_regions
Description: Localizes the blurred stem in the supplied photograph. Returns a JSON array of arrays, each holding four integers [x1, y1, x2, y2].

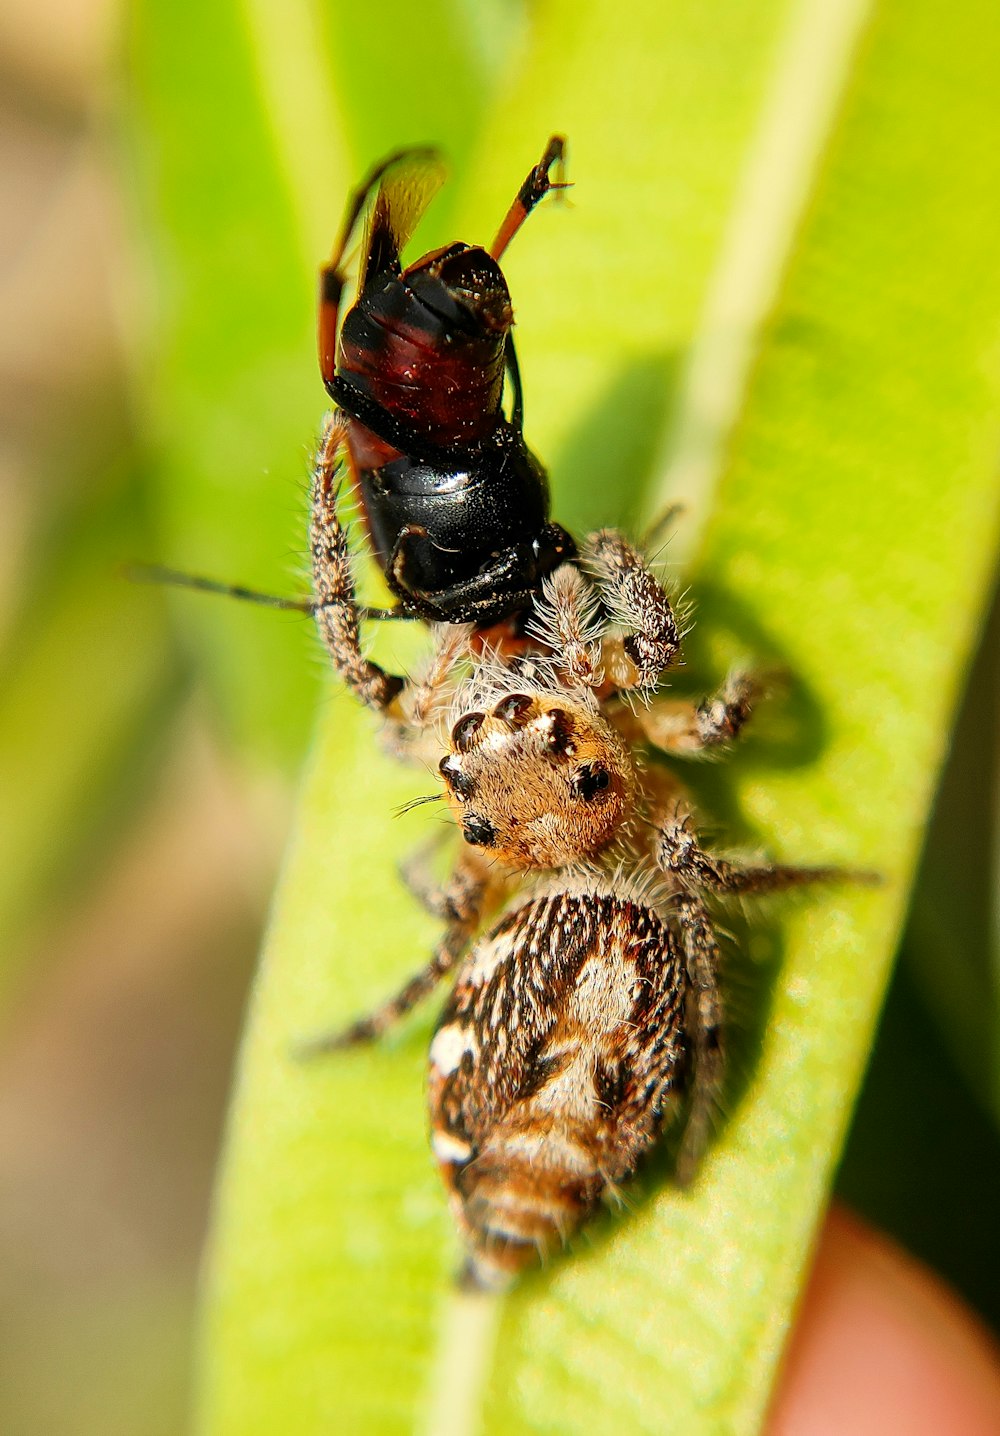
[[903, 567, 1000, 1124], [837, 954, 1000, 1331], [0, 470, 182, 984]]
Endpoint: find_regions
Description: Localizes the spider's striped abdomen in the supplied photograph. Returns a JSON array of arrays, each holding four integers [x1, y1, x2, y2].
[[428, 890, 688, 1289]]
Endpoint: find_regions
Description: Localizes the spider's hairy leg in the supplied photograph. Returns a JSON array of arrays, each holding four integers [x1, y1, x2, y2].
[[656, 812, 847, 894], [297, 853, 491, 1056], [651, 807, 850, 1183], [399, 838, 491, 924], [297, 919, 471, 1055], [399, 623, 473, 737], [379, 621, 474, 765], [310, 412, 407, 711], [529, 562, 604, 687], [672, 892, 725, 1185], [634, 671, 761, 756], [582, 528, 685, 691]]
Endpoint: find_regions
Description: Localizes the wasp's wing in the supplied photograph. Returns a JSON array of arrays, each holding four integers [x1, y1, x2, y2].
[[320, 148, 446, 383], [358, 148, 448, 289]]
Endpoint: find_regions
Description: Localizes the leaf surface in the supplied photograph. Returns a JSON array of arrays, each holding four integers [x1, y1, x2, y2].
[[195, 0, 1000, 1432]]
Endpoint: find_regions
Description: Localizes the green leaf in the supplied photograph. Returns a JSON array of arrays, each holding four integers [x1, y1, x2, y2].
[[197, 0, 1000, 1433], [323, 0, 524, 174]]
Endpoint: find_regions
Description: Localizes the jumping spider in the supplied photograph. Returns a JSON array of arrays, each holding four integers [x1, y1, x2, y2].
[[307, 453, 843, 1290]]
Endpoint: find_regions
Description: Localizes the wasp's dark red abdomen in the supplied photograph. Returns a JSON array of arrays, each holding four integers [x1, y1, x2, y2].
[[337, 245, 512, 447]]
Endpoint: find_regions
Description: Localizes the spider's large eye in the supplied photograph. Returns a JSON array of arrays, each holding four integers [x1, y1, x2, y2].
[[462, 814, 497, 848], [570, 764, 611, 802], [451, 712, 485, 752], [492, 693, 534, 727]]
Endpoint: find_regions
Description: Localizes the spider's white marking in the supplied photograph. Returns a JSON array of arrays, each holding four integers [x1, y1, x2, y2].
[[499, 1127, 596, 1177], [432, 1130, 473, 1164], [467, 934, 512, 985], [429, 1023, 475, 1076]]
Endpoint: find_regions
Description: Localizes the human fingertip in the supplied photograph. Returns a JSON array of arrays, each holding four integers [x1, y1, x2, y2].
[[768, 1204, 1000, 1436]]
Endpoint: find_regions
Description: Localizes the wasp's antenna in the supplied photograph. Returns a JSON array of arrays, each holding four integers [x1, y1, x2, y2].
[[123, 564, 415, 622]]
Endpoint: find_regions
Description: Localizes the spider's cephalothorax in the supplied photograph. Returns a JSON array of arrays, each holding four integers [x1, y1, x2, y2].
[[438, 692, 638, 869], [316, 136, 576, 626], [306, 525, 850, 1287]]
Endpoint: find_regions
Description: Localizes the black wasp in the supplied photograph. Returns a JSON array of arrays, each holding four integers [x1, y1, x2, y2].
[[316, 134, 575, 627], [139, 137, 576, 643]]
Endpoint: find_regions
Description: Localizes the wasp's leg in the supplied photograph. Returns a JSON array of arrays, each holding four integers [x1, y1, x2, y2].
[[319, 146, 443, 384], [298, 859, 489, 1055], [490, 134, 568, 261], [125, 565, 316, 613], [125, 561, 411, 623], [504, 333, 525, 432], [672, 892, 725, 1184], [583, 529, 685, 690], [656, 811, 846, 895], [318, 158, 392, 386], [310, 414, 407, 711], [633, 672, 761, 756]]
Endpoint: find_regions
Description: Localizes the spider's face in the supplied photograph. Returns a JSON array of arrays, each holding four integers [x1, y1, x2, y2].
[[438, 692, 637, 870]]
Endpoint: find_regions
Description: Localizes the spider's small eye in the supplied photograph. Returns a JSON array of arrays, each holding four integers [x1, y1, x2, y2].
[[542, 707, 575, 758], [493, 693, 534, 727], [451, 712, 485, 752], [439, 754, 474, 799], [462, 814, 497, 848], [571, 764, 611, 802]]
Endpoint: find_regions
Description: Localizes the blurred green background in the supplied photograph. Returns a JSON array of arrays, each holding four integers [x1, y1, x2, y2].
[[0, 0, 998, 1432]]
